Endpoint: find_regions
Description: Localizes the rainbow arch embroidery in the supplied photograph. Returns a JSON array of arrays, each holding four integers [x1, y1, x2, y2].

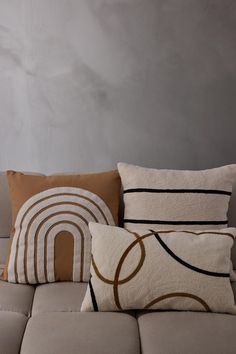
[[7, 187, 115, 284]]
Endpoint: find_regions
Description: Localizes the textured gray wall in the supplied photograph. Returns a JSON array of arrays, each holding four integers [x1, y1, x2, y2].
[[0, 0, 236, 174]]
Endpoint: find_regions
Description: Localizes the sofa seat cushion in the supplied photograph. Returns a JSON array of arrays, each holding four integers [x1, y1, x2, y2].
[[21, 312, 140, 354], [0, 312, 28, 354], [32, 282, 87, 315], [0, 280, 35, 316], [138, 311, 236, 354]]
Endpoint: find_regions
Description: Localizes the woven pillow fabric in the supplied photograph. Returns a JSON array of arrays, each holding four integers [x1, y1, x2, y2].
[[2, 170, 120, 284], [81, 223, 236, 314], [118, 162, 236, 231]]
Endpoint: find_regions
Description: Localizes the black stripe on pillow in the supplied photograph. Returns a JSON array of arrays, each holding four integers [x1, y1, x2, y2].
[[124, 219, 228, 226], [123, 188, 231, 196], [89, 279, 98, 312]]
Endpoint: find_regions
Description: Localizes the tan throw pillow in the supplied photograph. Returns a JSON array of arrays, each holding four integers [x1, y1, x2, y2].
[[81, 223, 236, 314], [118, 162, 236, 231], [2, 170, 120, 284]]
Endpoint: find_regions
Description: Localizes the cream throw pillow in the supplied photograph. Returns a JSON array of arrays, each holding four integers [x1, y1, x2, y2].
[[81, 223, 236, 314], [117, 162, 236, 231], [118, 162, 236, 280]]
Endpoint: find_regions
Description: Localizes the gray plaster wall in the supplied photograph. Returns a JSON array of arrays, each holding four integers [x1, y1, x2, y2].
[[0, 0, 236, 174]]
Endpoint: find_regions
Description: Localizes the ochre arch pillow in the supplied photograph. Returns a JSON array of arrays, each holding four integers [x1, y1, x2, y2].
[[2, 170, 120, 284]]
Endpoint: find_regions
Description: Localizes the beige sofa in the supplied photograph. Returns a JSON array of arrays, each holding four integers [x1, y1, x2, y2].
[[1, 172, 236, 354]]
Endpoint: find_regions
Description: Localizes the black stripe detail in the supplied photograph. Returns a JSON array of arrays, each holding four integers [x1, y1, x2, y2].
[[89, 279, 98, 312], [153, 232, 229, 278], [123, 188, 231, 196], [124, 219, 228, 226], [0, 236, 9, 239]]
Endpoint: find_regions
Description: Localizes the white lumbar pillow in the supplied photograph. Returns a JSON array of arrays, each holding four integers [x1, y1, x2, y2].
[[81, 223, 236, 315]]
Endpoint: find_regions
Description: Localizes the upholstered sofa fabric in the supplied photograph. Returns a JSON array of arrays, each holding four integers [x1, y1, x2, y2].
[[21, 312, 139, 354], [118, 162, 236, 231], [0, 280, 236, 354], [137, 311, 236, 354], [0, 280, 140, 354], [0, 312, 28, 354], [81, 223, 236, 314], [31, 282, 87, 315], [3, 170, 120, 284], [0, 280, 35, 354], [0, 280, 34, 315]]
